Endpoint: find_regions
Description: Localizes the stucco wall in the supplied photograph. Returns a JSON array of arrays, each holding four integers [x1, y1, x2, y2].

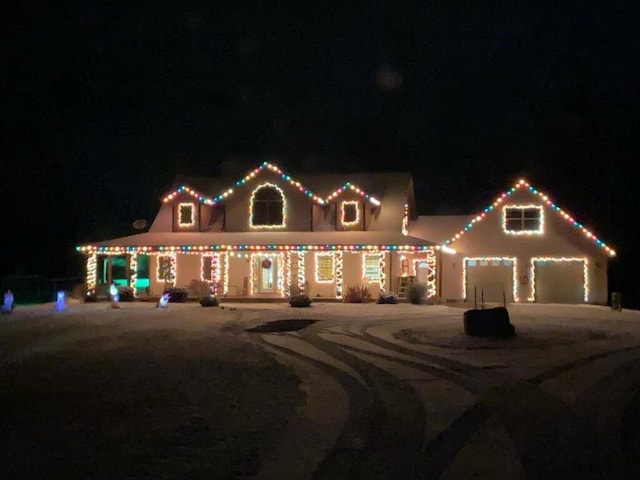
[[441, 189, 610, 303]]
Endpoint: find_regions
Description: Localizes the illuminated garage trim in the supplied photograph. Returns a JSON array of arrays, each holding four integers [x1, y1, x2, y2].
[[463, 256, 519, 302], [529, 257, 589, 303]]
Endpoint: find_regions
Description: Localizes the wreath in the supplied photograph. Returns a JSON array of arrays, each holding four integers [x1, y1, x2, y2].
[[261, 258, 272, 269]]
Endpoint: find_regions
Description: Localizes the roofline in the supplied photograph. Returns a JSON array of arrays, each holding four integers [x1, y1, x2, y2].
[[445, 178, 616, 257]]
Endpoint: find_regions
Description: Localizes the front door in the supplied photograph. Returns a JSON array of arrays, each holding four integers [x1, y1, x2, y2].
[[256, 256, 278, 294]]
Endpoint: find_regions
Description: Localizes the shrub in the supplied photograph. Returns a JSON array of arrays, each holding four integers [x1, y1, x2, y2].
[[189, 279, 212, 298], [117, 286, 135, 302], [407, 282, 427, 304], [164, 287, 189, 303], [289, 294, 312, 308], [376, 292, 398, 304], [289, 284, 303, 296], [200, 295, 219, 307], [343, 284, 372, 303], [84, 290, 97, 303]]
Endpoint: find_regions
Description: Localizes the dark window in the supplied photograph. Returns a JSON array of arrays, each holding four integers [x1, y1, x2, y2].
[[342, 202, 358, 224], [505, 207, 542, 232], [252, 186, 284, 227], [178, 203, 194, 226]]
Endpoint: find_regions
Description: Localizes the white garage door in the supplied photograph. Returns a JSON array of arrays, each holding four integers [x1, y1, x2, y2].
[[533, 260, 585, 304], [465, 258, 514, 304]]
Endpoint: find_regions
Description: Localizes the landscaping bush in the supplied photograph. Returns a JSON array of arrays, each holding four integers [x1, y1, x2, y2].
[[164, 287, 189, 303], [84, 290, 97, 303], [117, 286, 135, 302], [289, 294, 312, 307], [200, 295, 219, 307], [406, 282, 427, 304], [376, 292, 398, 304], [189, 279, 212, 298], [289, 284, 303, 296], [343, 284, 372, 303]]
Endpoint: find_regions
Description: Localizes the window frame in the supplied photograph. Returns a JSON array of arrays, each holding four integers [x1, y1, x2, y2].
[[340, 200, 359, 226], [177, 202, 196, 228], [502, 205, 544, 234], [250, 183, 286, 229], [315, 253, 335, 283]]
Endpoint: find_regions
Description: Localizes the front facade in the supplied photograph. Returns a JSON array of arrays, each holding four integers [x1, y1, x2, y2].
[[410, 180, 616, 304], [78, 163, 438, 300], [78, 168, 616, 305]]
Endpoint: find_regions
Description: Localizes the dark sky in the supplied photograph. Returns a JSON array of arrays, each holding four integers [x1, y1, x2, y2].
[[2, 1, 639, 300]]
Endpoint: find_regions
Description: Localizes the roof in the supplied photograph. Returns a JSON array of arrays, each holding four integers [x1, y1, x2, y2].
[[409, 215, 476, 244], [162, 162, 412, 206], [77, 231, 437, 253]]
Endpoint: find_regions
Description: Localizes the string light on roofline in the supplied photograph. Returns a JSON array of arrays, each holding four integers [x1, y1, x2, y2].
[[77, 244, 436, 254], [444, 179, 616, 257], [162, 162, 385, 208]]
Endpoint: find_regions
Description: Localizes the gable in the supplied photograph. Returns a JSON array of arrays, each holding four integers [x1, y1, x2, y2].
[[444, 179, 616, 257]]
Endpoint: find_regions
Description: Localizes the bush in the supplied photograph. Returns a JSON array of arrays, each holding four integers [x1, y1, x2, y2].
[[406, 282, 427, 304], [289, 294, 312, 308], [289, 284, 303, 296], [376, 292, 398, 304], [117, 286, 135, 302], [200, 295, 219, 307], [164, 287, 188, 303], [189, 279, 212, 298], [343, 284, 372, 303], [84, 290, 97, 303]]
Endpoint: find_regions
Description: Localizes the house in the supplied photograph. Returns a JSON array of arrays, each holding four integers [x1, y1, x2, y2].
[[409, 179, 616, 304], [77, 167, 616, 304], [77, 162, 439, 300]]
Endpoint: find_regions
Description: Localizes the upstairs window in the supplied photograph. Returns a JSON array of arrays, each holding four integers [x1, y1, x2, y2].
[[178, 202, 195, 227], [250, 184, 285, 228], [340, 201, 359, 226], [503, 205, 543, 234]]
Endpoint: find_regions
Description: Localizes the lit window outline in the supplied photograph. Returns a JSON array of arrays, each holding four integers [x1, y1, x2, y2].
[[502, 205, 544, 235], [315, 253, 335, 283], [249, 183, 286, 229], [362, 253, 381, 283], [340, 200, 359, 226], [177, 202, 196, 227]]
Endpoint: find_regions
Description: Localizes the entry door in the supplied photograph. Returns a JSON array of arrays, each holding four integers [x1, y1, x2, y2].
[[257, 256, 277, 294]]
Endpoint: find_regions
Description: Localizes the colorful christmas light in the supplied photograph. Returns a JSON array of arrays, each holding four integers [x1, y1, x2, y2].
[[445, 179, 616, 256]]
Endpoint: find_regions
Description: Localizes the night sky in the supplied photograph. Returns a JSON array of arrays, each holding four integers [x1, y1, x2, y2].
[[2, 2, 639, 304]]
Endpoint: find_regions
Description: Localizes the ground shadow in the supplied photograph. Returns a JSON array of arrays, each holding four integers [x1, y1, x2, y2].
[[246, 319, 317, 333]]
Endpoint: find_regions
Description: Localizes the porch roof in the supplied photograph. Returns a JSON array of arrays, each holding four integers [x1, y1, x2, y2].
[[78, 231, 437, 253]]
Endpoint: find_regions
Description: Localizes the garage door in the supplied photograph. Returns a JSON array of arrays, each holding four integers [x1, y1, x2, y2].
[[465, 258, 515, 303], [533, 259, 585, 304]]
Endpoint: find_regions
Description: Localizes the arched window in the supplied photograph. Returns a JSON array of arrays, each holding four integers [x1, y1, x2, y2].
[[250, 184, 285, 228]]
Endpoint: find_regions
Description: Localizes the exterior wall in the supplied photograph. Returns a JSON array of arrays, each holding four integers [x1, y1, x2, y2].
[[226, 255, 248, 296], [442, 189, 609, 303], [224, 170, 314, 232]]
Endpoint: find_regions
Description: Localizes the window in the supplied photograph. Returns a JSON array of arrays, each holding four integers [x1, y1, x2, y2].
[[178, 202, 195, 227], [315, 253, 334, 282], [503, 206, 543, 234], [363, 254, 380, 282], [341, 201, 359, 226], [157, 255, 176, 283], [250, 184, 285, 228]]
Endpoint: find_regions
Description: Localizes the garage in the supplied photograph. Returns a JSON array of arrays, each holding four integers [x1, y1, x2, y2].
[[464, 258, 515, 303], [533, 259, 586, 304]]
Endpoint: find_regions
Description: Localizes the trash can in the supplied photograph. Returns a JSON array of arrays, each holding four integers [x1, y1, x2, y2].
[[611, 292, 622, 311]]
